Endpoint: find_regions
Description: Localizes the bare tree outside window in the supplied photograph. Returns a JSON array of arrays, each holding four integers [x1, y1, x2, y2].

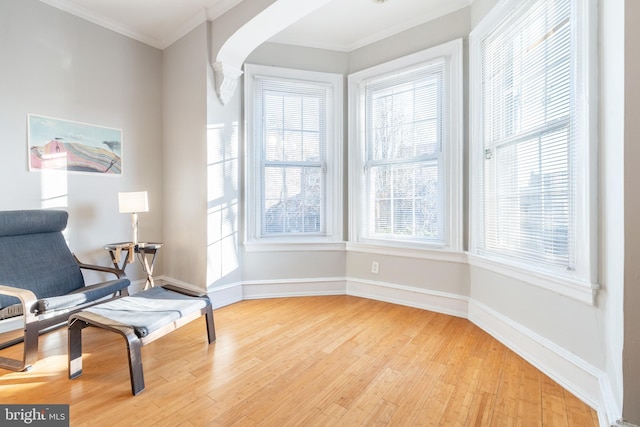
[[365, 68, 444, 242], [262, 89, 325, 236]]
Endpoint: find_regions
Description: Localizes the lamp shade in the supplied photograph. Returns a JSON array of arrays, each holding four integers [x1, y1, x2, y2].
[[118, 191, 149, 213]]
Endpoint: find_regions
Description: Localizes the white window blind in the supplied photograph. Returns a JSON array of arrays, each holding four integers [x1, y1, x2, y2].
[[349, 40, 463, 252], [360, 61, 445, 243], [253, 77, 329, 236], [245, 64, 343, 247], [477, 0, 576, 270]]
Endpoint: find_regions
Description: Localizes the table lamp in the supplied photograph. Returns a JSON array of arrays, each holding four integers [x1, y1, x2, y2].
[[118, 191, 149, 245]]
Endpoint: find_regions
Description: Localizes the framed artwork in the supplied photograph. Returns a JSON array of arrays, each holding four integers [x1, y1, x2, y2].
[[28, 114, 122, 175]]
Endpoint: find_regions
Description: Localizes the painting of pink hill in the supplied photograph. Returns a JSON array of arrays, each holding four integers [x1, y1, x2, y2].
[[28, 114, 122, 175]]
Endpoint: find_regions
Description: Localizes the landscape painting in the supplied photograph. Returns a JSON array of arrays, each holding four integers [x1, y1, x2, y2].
[[28, 114, 122, 175]]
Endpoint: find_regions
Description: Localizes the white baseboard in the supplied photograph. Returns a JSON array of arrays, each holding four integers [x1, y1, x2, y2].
[[158, 275, 243, 309], [207, 282, 243, 308], [242, 277, 346, 299], [346, 277, 468, 318], [599, 372, 624, 427], [468, 299, 612, 427]]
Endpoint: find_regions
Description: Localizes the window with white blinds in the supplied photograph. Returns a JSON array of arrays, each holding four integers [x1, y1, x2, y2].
[[349, 40, 463, 250], [470, 0, 597, 288], [244, 65, 343, 245], [364, 63, 444, 241]]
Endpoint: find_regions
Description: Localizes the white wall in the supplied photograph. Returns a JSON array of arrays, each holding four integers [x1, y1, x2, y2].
[[162, 23, 209, 288], [247, 43, 350, 75], [349, 7, 470, 74], [206, 22, 243, 289], [0, 0, 163, 283]]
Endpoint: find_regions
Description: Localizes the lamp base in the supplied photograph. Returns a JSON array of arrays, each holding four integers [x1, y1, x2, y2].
[[131, 212, 139, 246]]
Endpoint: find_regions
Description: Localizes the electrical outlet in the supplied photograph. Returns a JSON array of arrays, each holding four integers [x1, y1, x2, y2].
[[371, 261, 379, 274]]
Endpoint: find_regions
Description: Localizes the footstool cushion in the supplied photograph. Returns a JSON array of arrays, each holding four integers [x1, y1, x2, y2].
[[82, 285, 209, 338], [68, 284, 216, 395]]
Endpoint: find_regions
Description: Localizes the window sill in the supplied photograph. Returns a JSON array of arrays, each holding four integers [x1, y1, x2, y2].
[[346, 242, 467, 263], [467, 254, 599, 306], [244, 239, 346, 252]]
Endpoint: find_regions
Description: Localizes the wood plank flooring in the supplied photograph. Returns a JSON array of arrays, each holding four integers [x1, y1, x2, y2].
[[0, 296, 599, 426]]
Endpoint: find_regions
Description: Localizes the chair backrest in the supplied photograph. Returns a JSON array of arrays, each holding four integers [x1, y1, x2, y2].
[[0, 210, 85, 309]]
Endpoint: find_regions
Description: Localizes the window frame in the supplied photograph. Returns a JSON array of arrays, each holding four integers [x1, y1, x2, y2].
[[468, 0, 599, 304], [244, 64, 344, 250], [348, 39, 464, 253]]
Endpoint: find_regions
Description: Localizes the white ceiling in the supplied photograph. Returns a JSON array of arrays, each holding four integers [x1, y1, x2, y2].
[[39, 0, 471, 51]]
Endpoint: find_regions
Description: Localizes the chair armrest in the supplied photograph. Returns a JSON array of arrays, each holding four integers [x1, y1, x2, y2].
[[73, 254, 127, 279], [0, 285, 38, 322]]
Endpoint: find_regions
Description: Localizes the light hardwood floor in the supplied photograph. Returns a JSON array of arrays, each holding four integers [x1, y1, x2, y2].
[[0, 295, 598, 426]]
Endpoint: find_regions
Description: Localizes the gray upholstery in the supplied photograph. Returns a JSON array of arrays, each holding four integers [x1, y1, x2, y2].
[[84, 286, 209, 338], [0, 211, 83, 309], [0, 209, 68, 236], [0, 209, 131, 372], [0, 210, 129, 314], [36, 279, 132, 313]]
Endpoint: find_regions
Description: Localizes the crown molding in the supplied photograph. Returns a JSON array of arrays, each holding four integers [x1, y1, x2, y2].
[[39, 0, 165, 48], [39, 0, 243, 50]]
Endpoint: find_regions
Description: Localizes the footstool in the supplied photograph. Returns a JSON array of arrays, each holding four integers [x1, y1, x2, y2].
[[68, 284, 216, 395]]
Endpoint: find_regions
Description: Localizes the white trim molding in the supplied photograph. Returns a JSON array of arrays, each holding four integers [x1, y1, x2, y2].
[[207, 282, 244, 309], [244, 242, 346, 253], [210, 0, 336, 106], [468, 254, 599, 306], [243, 64, 344, 245], [348, 39, 464, 253], [161, 275, 243, 309], [211, 62, 243, 106], [40, 0, 244, 49], [346, 242, 468, 264], [242, 277, 346, 300], [346, 278, 468, 318]]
